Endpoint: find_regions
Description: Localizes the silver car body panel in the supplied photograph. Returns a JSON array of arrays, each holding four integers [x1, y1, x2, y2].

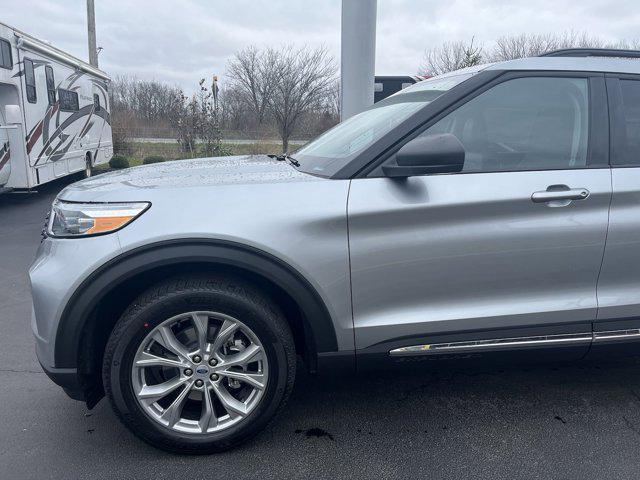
[[597, 167, 640, 321], [30, 156, 354, 370], [30, 232, 121, 368], [348, 169, 612, 349]]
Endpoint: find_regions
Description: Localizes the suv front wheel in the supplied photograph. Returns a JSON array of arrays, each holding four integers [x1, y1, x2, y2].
[[102, 276, 296, 453]]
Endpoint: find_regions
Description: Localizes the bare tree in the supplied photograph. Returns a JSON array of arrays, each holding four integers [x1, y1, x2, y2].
[[266, 45, 337, 152], [109, 75, 183, 141], [491, 31, 605, 61], [172, 92, 198, 156], [218, 84, 250, 134], [110, 107, 135, 156], [227, 46, 279, 127], [327, 79, 340, 120], [609, 39, 640, 50], [110, 75, 182, 123], [194, 78, 228, 158], [170, 79, 229, 158], [419, 38, 483, 76], [418, 32, 640, 76]]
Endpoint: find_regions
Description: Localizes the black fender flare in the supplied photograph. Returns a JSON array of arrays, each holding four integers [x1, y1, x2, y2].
[[54, 239, 339, 369]]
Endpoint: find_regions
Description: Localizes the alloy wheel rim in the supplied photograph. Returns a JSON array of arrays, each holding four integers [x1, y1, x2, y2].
[[131, 311, 269, 434]]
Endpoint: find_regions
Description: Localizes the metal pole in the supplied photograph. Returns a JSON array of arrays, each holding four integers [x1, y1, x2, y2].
[[340, 0, 377, 121], [87, 0, 98, 67]]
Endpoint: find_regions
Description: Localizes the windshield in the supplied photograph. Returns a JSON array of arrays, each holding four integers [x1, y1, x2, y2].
[[294, 72, 475, 177]]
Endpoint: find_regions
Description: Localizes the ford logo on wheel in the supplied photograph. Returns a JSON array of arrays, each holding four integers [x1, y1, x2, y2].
[[196, 366, 208, 375]]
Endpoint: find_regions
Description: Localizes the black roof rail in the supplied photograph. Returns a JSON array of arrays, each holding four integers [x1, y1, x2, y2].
[[540, 48, 640, 59]]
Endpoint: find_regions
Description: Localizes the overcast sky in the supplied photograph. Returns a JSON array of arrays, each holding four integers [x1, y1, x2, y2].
[[4, 0, 640, 92]]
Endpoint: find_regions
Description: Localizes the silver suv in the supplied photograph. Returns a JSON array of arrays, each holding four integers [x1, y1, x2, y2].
[[30, 49, 640, 453]]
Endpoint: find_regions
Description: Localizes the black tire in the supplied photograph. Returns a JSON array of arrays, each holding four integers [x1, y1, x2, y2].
[[102, 275, 296, 454]]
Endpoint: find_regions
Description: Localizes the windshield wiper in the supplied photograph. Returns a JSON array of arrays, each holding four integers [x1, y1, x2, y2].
[[267, 153, 300, 167]]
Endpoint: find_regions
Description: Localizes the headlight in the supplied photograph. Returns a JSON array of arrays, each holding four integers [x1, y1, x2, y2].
[[47, 200, 150, 238]]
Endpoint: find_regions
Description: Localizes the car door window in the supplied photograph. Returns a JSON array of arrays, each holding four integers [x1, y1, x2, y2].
[[612, 79, 640, 166], [423, 77, 589, 173]]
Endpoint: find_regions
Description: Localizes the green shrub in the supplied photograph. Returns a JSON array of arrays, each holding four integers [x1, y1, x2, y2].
[[143, 155, 166, 165], [109, 155, 130, 169]]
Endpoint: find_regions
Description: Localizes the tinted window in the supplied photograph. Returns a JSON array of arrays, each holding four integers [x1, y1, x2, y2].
[[295, 72, 475, 176], [0, 39, 12, 69], [24, 58, 36, 103], [45, 66, 56, 105], [58, 88, 79, 111], [614, 80, 640, 166], [93, 93, 100, 111], [423, 77, 589, 172]]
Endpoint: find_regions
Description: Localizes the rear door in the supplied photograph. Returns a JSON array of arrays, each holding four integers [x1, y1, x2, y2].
[[594, 75, 640, 351], [348, 72, 611, 359]]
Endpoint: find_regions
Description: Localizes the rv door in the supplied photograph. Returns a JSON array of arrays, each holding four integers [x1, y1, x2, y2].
[[1, 105, 29, 189], [0, 104, 15, 188]]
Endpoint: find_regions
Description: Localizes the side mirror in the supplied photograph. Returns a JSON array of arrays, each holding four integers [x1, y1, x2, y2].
[[5, 105, 22, 125], [382, 133, 465, 178]]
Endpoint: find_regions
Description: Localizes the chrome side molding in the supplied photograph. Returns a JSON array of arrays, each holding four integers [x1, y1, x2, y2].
[[389, 328, 640, 356], [593, 328, 640, 342]]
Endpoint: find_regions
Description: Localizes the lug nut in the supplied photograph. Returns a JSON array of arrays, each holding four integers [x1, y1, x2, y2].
[[210, 373, 219, 381], [184, 368, 193, 376], [208, 358, 217, 366], [192, 355, 202, 363], [195, 379, 204, 387]]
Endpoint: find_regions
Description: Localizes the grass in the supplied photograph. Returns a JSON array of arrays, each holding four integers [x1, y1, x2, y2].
[[99, 141, 290, 170], [132, 140, 287, 160], [96, 142, 300, 170]]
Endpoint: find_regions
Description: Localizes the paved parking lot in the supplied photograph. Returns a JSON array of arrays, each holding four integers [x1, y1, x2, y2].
[[2, 176, 640, 479]]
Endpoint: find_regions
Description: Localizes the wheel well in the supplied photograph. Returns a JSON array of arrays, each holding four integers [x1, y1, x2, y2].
[[77, 262, 312, 397]]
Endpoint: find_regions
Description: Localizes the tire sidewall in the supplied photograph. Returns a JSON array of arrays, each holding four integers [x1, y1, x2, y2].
[[105, 287, 292, 452]]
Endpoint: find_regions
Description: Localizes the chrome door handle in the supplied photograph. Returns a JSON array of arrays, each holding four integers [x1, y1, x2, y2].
[[531, 186, 590, 204]]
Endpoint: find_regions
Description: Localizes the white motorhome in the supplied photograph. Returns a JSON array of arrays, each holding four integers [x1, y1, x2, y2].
[[0, 22, 113, 192]]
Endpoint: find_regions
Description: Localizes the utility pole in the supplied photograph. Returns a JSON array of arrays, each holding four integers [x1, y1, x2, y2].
[[87, 0, 98, 67], [340, 0, 377, 120]]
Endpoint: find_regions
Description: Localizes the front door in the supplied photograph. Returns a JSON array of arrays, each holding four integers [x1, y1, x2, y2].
[[348, 73, 611, 358]]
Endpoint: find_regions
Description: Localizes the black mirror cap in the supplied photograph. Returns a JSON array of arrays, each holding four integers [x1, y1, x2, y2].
[[383, 133, 465, 177]]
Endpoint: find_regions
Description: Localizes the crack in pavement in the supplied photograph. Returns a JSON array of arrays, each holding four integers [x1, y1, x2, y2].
[[0, 368, 44, 374]]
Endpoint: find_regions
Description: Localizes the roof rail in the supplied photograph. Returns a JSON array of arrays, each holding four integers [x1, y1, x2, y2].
[[540, 48, 640, 59]]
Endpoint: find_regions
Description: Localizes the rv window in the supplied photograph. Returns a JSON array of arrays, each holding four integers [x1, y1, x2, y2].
[[58, 88, 79, 112], [24, 59, 36, 103], [0, 39, 12, 69], [93, 93, 100, 111], [45, 66, 56, 105]]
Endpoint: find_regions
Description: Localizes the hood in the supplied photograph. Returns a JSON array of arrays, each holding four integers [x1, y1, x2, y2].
[[59, 155, 320, 201]]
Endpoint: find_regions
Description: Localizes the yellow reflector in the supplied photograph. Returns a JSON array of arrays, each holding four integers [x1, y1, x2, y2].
[[86, 215, 137, 234]]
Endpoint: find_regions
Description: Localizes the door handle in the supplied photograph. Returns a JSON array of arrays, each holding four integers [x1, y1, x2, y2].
[[531, 185, 590, 205]]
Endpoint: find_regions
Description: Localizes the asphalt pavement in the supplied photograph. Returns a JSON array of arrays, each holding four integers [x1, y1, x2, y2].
[[2, 175, 640, 479]]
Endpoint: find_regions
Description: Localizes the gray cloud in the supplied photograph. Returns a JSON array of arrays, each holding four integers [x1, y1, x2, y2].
[[4, 0, 640, 92]]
